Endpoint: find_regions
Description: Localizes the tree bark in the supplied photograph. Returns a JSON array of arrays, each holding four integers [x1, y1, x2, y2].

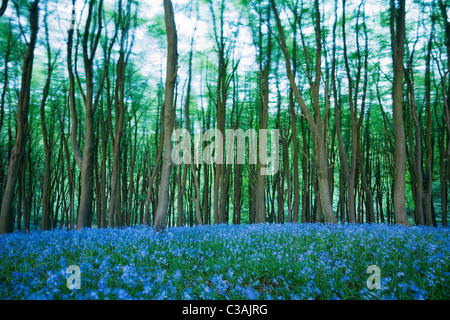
[[423, 10, 435, 226], [209, 0, 236, 224], [0, 0, 39, 235], [439, 0, 449, 226], [0, 0, 8, 17], [108, 0, 132, 228], [405, 59, 425, 225], [390, 0, 411, 226], [185, 36, 202, 226], [40, 6, 54, 231], [341, 0, 361, 223], [272, 0, 336, 223], [109, 49, 127, 227], [67, 0, 105, 230], [255, 5, 271, 224], [153, 0, 178, 231]]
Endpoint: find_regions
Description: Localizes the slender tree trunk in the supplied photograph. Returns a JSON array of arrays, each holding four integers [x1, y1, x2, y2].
[[40, 6, 54, 231], [405, 64, 425, 225], [109, 1, 133, 227], [185, 37, 202, 225], [276, 86, 286, 224], [210, 0, 234, 225], [99, 108, 108, 228], [438, 83, 449, 226], [203, 161, 210, 224], [202, 102, 211, 224], [439, 0, 449, 226], [18, 157, 24, 232], [288, 8, 300, 224], [67, 0, 105, 230], [0, 0, 39, 234], [109, 52, 127, 227], [153, 0, 178, 231], [0, 21, 16, 140], [289, 89, 300, 223], [334, 0, 351, 223], [0, 0, 8, 17], [233, 161, 241, 224], [255, 7, 271, 224], [345, 9, 358, 225], [358, 7, 375, 223], [127, 112, 138, 226], [424, 11, 435, 226], [272, 0, 336, 223], [390, 0, 410, 226]]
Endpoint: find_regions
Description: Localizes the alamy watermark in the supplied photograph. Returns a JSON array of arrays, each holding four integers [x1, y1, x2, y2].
[[171, 122, 279, 176], [64, 263, 382, 293], [66, 265, 81, 290], [366, 265, 381, 290]]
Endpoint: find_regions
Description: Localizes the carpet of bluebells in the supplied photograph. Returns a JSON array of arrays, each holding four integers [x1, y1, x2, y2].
[[0, 223, 448, 300]]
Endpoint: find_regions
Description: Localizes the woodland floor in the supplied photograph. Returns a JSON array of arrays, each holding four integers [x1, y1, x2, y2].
[[0, 223, 448, 300]]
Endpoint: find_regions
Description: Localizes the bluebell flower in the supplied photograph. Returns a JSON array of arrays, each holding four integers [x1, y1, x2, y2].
[[246, 287, 259, 300], [173, 269, 182, 281]]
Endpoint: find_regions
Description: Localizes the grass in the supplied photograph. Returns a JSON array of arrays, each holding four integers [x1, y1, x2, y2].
[[0, 223, 448, 300]]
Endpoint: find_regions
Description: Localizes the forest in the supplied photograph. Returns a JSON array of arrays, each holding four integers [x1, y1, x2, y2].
[[0, 0, 449, 233], [0, 0, 449, 302]]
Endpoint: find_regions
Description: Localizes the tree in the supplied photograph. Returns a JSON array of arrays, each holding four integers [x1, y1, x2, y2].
[[1, 0, 449, 232], [40, 3, 56, 231], [271, 0, 337, 223], [246, 0, 272, 224], [0, 0, 39, 235], [208, 0, 239, 225], [423, 5, 435, 226], [153, 0, 178, 231], [185, 28, 203, 226], [390, 0, 411, 226], [0, 0, 8, 17], [67, 0, 108, 230], [108, 0, 135, 227], [438, 0, 449, 227]]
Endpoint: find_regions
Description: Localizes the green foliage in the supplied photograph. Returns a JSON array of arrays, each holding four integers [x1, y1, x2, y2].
[[0, 0, 449, 232], [148, 12, 167, 41]]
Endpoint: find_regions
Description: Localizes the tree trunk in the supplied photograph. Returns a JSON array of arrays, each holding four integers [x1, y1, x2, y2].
[[276, 85, 286, 224], [405, 64, 425, 225], [0, 0, 39, 235], [271, 0, 336, 223], [202, 102, 211, 224], [255, 7, 271, 224], [390, 0, 410, 226], [153, 0, 178, 231], [424, 10, 436, 226], [109, 1, 132, 227], [289, 89, 300, 223], [358, 7, 375, 223], [128, 112, 138, 226], [210, 0, 235, 225], [109, 52, 127, 227], [300, 118, 310, 223], [67, 0, 105, 230], [40, 6, 54, 231], [185, 37, 202, 226], [439, 0, 449, 227], [0, 0, 7, 17]]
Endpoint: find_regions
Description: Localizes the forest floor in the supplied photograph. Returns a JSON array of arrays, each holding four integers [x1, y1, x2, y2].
[[0, 223, 448, 300]]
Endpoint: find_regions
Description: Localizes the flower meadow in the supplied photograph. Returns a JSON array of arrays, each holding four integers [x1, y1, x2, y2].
[[0, 223, 448, 300]]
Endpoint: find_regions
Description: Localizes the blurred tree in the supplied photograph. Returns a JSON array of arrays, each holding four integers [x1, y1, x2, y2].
[[153, 0, 178, 231], [0, 0, 39, 234], [0, 0, 8, 17], [390, 0, 411, 226]]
